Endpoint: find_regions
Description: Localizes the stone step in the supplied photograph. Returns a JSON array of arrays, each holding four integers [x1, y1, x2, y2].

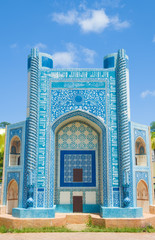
[[66, 224, 87, 231]]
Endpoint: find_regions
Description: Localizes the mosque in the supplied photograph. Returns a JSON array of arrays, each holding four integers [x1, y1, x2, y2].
[[0, 48, 153, 218]]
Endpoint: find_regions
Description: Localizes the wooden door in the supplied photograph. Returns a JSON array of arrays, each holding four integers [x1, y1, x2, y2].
[[73, 196, 83, 212]]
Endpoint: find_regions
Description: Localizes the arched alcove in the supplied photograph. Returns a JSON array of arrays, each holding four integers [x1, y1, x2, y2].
[[7, 180, 18, 214], [55, 120, 101, 210], [137, 180, 149, 213], [9, 136, 21, 166], [50, 110, 107, 212], [135, 137, 147, 166]]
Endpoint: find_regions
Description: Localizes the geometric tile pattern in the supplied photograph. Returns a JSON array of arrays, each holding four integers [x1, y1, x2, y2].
[[60, 150, 96, 188], [58, 122, 98, 150], [64, 153, 92, 183], [57, 122, 97, 188]]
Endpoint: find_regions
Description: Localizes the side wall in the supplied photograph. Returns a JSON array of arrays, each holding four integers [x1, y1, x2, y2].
[[2, 121, 26, 208], [130, 121, 153, 207]]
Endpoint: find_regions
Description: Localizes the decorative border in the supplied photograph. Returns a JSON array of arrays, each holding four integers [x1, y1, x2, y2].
[[60, 150, 96, 187]]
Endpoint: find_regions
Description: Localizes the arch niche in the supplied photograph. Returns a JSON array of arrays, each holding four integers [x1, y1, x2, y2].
[[135, 137, 147, 166], [9, 136, 21, 166], [51, 110, 107, 212], [7, 180, 18, 214], [137, 180, 149, 213]]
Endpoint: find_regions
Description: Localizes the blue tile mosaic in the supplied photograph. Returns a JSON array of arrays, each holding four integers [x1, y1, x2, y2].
[[60, 150, 96, 187], [1, 48, 152, 218]]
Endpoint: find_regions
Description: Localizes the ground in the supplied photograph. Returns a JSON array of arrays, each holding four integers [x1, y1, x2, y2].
[[0, 232, 155, 240]]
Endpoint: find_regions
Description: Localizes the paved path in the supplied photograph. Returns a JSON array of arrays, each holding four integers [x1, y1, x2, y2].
[[0, 233, 155, 240]]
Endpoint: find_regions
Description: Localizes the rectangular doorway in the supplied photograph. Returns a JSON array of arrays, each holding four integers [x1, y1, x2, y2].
[[73, 196, 83, 213]]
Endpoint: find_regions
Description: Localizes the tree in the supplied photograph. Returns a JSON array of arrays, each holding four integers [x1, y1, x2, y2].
[[150, 121, 155, 150], [0, 133, 5, 182], [150, 122, 155, 162], [151, 132, 155, 150], [0, 122, 11, 182], [0, 122, 10, 128], [150, 121, 155, 133]]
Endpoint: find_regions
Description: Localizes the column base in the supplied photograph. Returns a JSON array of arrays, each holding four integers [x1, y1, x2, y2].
[[12, 206, 56, 218], [100, 206, 143, 218]]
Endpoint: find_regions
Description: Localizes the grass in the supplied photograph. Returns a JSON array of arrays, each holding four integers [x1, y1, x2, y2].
[[0, 225, 72, 233], [83, 215, 155, 233], [83, 225, 155, 233], [0, 216, 155, 233]]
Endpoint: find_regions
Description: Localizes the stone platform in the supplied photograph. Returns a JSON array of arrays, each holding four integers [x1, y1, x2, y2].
[[0, 213, 155, 229]]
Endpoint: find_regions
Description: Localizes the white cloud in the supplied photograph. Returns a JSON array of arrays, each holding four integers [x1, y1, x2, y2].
[[141, 90, 155, 98], [52, 52, 77, 68], [51, 8, 130, 33], [153, 35, 155, 43], [82, 47, 96, 64], [52, 43, 78, 67], [52, 10, 77, 24], [111, 16, 130, 30], [79, 9, 110, 33], [10, 43, 18, 49], [51, 43, 96, 67], [34, 43, 47, 50]]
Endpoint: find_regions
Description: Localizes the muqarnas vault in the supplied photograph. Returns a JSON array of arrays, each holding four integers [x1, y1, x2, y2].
[[1, 48, 153, 218]]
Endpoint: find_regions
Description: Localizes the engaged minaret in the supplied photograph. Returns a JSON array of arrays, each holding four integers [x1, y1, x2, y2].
[[116, 49, 131, 207], [26, 48, 39, 207]]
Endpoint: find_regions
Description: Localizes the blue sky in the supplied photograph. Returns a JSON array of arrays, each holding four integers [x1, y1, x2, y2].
[[0, 0, 155, 126]]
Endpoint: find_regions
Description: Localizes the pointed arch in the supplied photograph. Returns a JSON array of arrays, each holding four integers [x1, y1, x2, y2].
[[49, 110, 108, 210], [135, 137, 147, 166], [137, 180, 149, 213], [7, 179, 18, 214], [9, 136, 21, 166], [51, 109, 106, 132]]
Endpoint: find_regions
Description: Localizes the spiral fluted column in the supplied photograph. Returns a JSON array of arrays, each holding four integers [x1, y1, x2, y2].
[[116, 49, 130, 207], [26, 48, 39, 206]]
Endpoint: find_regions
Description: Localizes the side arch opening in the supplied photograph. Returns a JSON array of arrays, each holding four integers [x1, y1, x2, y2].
[[9, 136, 21, 166], [7, 179, 18, 214], [135, 137, 147, 166], [137, 180, 149, 213]]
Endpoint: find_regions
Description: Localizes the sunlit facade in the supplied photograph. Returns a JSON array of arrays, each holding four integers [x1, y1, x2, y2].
[[1, 48, 153, 218]]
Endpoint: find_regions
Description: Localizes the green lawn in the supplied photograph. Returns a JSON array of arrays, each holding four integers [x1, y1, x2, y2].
[[0, 225, 155, 233]]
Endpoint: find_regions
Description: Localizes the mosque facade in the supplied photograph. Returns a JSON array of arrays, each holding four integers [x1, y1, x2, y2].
[[1, 48, 153, 218]]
